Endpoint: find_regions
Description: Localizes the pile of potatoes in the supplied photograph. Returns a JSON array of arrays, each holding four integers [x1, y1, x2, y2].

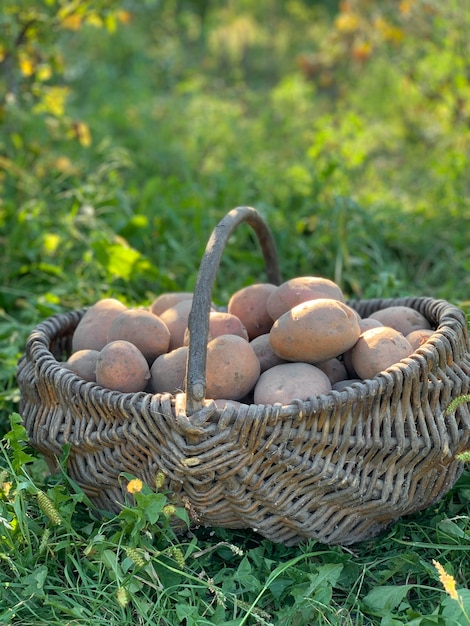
[[63, 276, 434, 406]]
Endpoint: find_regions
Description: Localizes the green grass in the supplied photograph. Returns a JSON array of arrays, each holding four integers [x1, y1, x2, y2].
[[1, 0, 470, 624], [1, 413, 470, 625]]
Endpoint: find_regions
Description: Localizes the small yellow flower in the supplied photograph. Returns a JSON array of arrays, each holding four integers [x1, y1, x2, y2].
[[433, 559, 458, 601], [126, 478, 143, 494]]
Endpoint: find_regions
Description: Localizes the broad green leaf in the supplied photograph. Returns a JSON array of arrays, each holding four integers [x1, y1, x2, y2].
[[134, 492, 167, 524], [174, 506, 190, 528], [176, 603, 198, 624], [364, 585, 414, 611], [311, 562, 343, 589], [438, 518, 470, 540], [99, 549, 124, 580], [234, 555, 261, 592], [21, 565, 48, 596], [442, 589, 470, 622], [3, 413, 35, 471]]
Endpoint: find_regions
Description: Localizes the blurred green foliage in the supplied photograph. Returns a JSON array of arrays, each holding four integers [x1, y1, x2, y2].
[[1, 0, 470, 422]]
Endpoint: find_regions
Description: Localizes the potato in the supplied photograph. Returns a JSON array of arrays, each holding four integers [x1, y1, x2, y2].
[[184, 311, 249, 345], [254, 362, 332, 405], [359, 317, 383, 332], [205, 335, 260, 401], [63, 349, 99, 382], [96, 340, 150, 393], [270, 298, 361, 364], [316, 357, 348, 385], [406, 329, 434, 351], [149, 346, 188, 395], [159, 299, 194, 351], [266, 276, 345, 321], [340, 318, 384, 377], [228, 283, 277, 339], [369, 306, 432, 336], [107, 308, 170, 364], [250, 333, 286, 373], [351, 327, 413, 380], [149, 292, 193, 317], [72, 298, 127, 352]]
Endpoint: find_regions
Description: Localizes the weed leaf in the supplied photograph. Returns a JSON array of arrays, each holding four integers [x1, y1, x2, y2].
[[21, 565, 48, 596], [135, 492, 167, 524], [2, 413, 34, 471], [441, 588, 470, 622], [363, 584, 414, 611]]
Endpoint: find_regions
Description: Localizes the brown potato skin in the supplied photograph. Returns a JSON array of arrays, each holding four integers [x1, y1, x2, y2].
[[269, 298, 361, 364], [184, 311, 249, 345], [342, 319, 382, 377], [205, 335, 260, 401], [351, 327, 413, 379], [369, 306, 431, 337], [250, 334, 286, 373], [63, 349, 100, 382], [358, 317, 383, 332], [406, 329, 434, 350], [266, 276, 345, 321], [72, 298, 127, 352], [316, 358, 348, 385], [159, 299, 194, 351], [149, 346, 188, 395], [96, 340, 150, 393], [149, 292, 193, 317], [254, 362, 332, 405], [228, 283, 277, 339], [107, 309, 170, 364]]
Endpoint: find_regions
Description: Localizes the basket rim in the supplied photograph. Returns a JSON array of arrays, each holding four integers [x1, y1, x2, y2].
[[20, 295, 469, 415]]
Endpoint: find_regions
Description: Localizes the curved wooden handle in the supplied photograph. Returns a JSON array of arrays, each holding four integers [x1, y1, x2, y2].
[[185, 206, 281, 415]]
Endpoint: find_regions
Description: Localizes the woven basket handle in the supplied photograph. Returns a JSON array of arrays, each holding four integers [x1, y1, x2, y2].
[[185, 206, 281, 415]]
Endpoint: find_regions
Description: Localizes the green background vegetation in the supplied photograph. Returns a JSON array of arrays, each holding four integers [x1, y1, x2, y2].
[[1, 0, 470, 624]]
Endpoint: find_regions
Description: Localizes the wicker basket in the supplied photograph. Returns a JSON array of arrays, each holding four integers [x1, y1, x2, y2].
[[17, 207, 470, 545]]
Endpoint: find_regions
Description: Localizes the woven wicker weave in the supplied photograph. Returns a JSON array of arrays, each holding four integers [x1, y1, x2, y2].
[[17, 207, 470, 545]]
